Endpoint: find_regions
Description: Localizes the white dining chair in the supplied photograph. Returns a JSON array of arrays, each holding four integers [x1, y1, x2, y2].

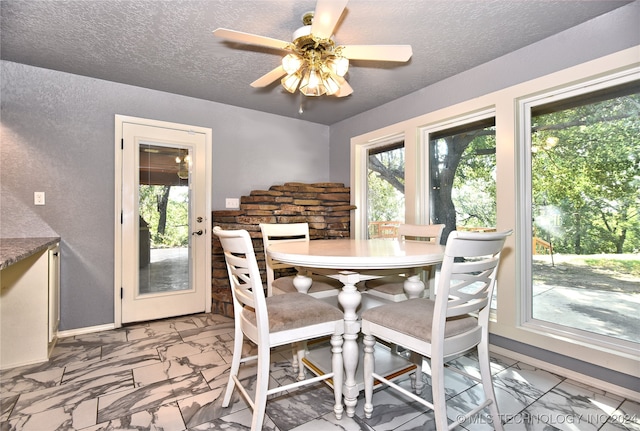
[[213, 226, 345, 430], [362, 229, 511, 430], [260, 222, 342, 298], [261, 222, 345, 377], [365, 223, 445, 301]]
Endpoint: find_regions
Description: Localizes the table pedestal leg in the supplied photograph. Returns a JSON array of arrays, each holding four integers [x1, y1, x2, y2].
[[292, 274, 313, 293], [337, 271, 361, 418], [403, 274, 425, 299]]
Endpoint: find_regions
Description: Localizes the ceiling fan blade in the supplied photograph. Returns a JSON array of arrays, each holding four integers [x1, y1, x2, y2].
[[341, 45, 413, 62], [250, 66, 287, 88], [213, 28, 290, 51], [311, 0, 348, 39], [335, 78, 353, 97]]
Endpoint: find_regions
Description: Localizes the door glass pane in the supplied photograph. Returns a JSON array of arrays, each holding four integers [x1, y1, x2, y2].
[[529, 81, 640, 343], [138, 143, 191, 295], [367, 142, 405, 239]]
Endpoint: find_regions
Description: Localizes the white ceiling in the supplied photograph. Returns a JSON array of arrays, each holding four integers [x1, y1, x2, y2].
[[0, 0, 632, 125]]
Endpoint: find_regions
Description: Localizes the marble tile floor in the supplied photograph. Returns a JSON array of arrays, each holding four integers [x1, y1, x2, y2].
[[1, 312, 638, 431]]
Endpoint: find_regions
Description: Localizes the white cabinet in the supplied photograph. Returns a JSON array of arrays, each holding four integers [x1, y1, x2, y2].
[[0, 241, 60, 369]]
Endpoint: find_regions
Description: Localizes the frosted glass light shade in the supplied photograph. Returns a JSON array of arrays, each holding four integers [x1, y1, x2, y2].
[[329, 56, 349, 77], [281, 73, 302, 93], [282, 53, 303, 75], [323, 74, 340, 95], [299, 68, 326, 96]]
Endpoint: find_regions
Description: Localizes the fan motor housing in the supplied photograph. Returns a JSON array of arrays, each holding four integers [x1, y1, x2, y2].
[[292, 25, 335, 55]]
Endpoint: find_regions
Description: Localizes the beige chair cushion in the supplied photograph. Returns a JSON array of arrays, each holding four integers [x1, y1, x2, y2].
[[273, 274, 343, 294], [364, 275, 406, 294], [361, 298, 477, 342], [243, 292, 343, 332]]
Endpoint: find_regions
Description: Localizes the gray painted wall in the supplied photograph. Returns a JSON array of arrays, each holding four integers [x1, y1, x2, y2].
[[1, 63, 329, 330]]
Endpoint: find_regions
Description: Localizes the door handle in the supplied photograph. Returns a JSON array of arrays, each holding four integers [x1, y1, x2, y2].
[[192, 230, 204, 236]]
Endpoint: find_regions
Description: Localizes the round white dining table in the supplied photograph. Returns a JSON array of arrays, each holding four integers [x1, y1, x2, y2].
[[268, 238, 445, 417]]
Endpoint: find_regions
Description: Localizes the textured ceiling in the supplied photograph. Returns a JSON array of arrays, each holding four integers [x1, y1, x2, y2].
[[0, 0, 632, 125]]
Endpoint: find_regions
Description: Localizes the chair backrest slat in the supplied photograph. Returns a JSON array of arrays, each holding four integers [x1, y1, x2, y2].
[[260, 223, 311, 295], [214, 226, 268, 328], [436, 230, 512, 325], [397, 223, 445, 244], [446, 256, 501, 314]]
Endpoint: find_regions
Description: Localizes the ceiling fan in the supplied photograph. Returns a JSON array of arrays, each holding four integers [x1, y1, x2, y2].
[[212, 0, 412, 98]]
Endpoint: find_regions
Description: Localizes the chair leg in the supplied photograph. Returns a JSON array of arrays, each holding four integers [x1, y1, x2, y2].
[[296, 342, 307, 381], [431, 354, 449, 430], [363, 334, 375, 419], [222, 326, 244, 407], [409, 351, 424, 393], [291, 343, 299, 374], [330, 334, 344, 419], [478, 344, 504, 431], [251, 342, 271, 431]]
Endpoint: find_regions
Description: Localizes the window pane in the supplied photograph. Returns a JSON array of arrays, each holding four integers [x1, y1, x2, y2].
[[367, 143, 405, 239], [429, 118, 497, 241], [530, 82, 640, 343]]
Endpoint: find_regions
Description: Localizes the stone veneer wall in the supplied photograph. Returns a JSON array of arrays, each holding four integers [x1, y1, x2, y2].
[[211, 182, 355, 317]]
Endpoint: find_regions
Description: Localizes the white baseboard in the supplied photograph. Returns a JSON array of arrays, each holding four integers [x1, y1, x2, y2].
[[491, 345, 640, 403], [57, 323, 116, 339]]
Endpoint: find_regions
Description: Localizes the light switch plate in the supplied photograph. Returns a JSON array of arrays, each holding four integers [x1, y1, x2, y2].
[[34, 192, 45, 206], [225, 198, 239, 209]]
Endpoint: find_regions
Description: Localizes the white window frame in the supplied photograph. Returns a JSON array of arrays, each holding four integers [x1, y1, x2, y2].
[[517, 66, 640, 357], [351, 132, 405, 239], [418, 108, 496, 228], [350, 46, 640, 381]]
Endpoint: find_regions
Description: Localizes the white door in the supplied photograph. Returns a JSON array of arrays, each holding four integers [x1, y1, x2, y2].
[[116, 116, 211, 324]]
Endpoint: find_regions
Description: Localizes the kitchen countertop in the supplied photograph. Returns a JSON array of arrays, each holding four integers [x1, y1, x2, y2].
[[0, 237, 60, 271]]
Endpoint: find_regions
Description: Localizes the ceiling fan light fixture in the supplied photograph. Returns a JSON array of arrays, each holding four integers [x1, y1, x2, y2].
[[213, 0, 413, 100], [281, 72, 302, 93], [328, 55, 349, 77], [176, 152, 191, 180], [299, 67, 326, 96], [282, 53, 303, 75], [177, 166, 189, 180], [322, 73, 340, 96]]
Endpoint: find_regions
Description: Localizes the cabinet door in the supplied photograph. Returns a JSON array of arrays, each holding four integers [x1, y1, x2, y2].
[[1, 251, 49, 368]]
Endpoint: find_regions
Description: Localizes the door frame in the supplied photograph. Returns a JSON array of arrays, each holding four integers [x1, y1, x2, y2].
[[114, 115, 212, 328]]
